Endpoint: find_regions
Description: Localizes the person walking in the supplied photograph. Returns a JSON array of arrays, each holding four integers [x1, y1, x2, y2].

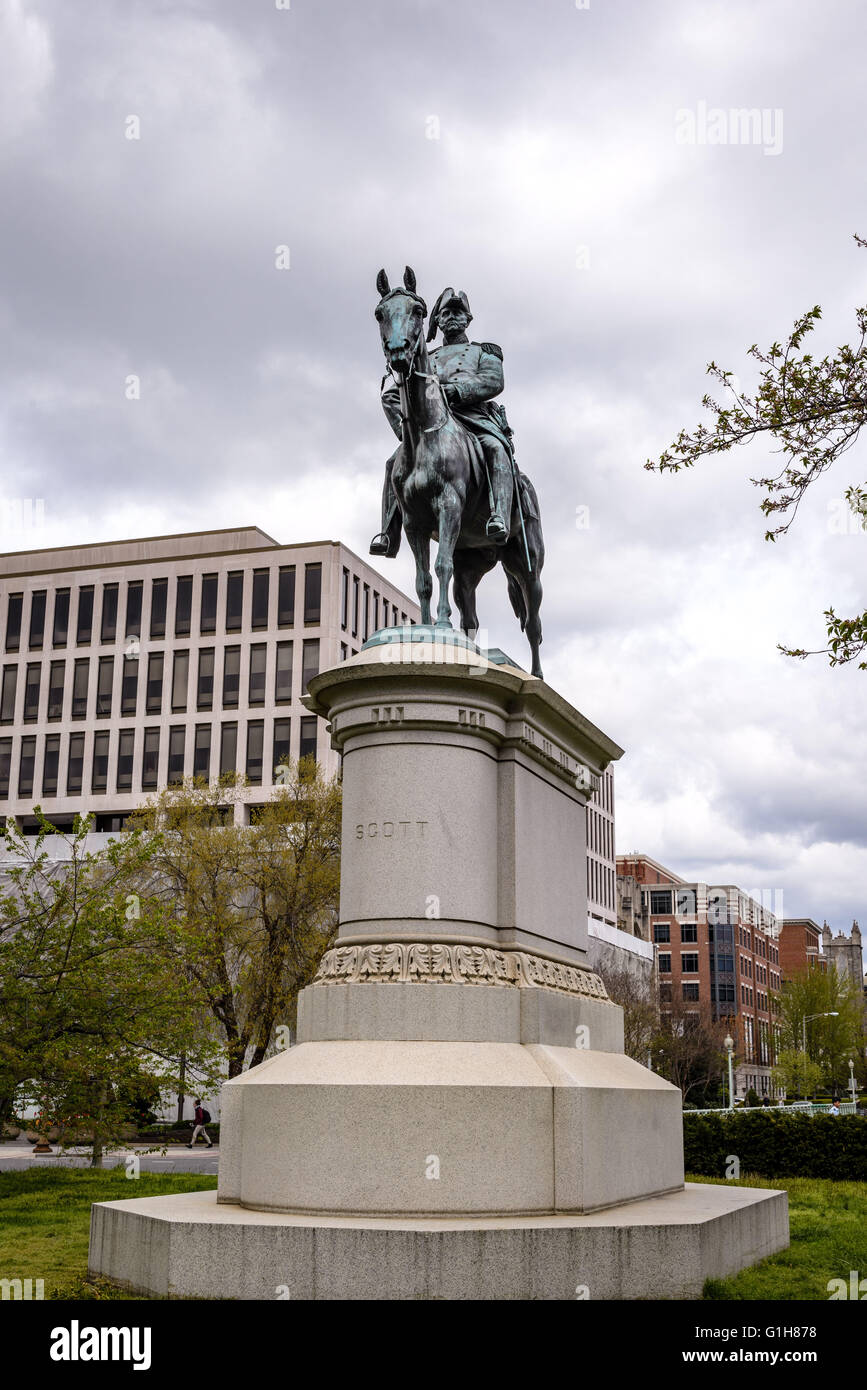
[[187, 1099, 214, 1148]]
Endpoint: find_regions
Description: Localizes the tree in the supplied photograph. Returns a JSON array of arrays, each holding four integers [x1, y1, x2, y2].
[[651, 996, 729, 1105], [0, 812, 221, 1158], [771, 1048, 823, 1100], [129, 762, 341, 1077], [774, 965, 862, 1095], [597, 964, 658, 1063], [647, 235, 867, 666]]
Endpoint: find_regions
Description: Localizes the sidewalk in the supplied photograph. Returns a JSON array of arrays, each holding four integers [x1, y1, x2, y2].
[[0, 1140, 219, 1175]]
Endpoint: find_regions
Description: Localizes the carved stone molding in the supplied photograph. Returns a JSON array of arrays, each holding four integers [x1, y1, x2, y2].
[[313, 942, 611, 1001]]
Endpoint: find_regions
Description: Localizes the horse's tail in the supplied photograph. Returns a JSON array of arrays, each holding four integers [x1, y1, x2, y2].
[[506, 572, 527, 631]]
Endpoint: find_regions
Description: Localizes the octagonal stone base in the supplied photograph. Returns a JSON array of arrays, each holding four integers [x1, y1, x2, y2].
[[88, 1183, 789, 1300]]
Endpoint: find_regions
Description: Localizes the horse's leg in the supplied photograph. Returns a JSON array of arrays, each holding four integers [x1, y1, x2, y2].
[[404, 525, 433, 625], [453, 548, 496, 641], [434, 486, 462, 627], [502, 538, 544, 678]]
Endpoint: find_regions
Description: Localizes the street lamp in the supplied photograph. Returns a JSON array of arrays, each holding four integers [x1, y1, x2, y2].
[[801, 1012, 839, 1099], [724, 1034, 735, 1112], [849, 1058, 858, 1108]]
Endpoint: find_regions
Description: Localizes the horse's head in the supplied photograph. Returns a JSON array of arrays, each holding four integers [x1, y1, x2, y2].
[[374, 266, 428, 377]]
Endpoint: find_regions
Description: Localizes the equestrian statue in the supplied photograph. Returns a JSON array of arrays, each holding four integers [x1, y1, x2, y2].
[[369, 266, 545, 678]]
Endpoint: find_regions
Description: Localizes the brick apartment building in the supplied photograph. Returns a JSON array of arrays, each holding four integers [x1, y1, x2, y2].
[[777, 918, 826, 979], [617, 853, 782, 1099]]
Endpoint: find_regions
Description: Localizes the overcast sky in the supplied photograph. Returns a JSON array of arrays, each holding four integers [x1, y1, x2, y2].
[[1, 0, 865, 933]]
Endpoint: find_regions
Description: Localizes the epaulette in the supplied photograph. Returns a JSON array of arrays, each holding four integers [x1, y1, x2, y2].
[[476, 341, 503, 360]]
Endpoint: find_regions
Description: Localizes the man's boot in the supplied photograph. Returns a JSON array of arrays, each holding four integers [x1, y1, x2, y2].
[[485, 458, 513, 544]]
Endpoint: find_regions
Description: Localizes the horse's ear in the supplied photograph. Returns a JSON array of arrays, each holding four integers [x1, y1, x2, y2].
[[403, 266, 417, 293], [376, 269, 390, 297]]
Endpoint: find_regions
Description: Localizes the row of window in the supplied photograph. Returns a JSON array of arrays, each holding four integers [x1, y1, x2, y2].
[[340, 567, 409, 642], [587, 856, 615, 912], [587, 804, 613, 861], [658, 983, 702, 1002], [657, 953, 700, 974], [0, 718, 318, 799], [0, 641, 318, 725], [653, 922, 698, 944], [3, 564, 322, 655]]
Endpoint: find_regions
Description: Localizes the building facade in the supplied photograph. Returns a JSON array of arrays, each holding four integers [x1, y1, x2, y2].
[[0, 527, 419, 827], [616, 853, 783, 1099], [778, 917, 826, 979]]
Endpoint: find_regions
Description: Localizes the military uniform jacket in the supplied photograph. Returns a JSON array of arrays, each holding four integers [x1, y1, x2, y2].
[[382, 341, 513, 455]]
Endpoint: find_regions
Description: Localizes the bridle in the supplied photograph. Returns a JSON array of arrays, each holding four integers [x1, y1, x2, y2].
[[381, 294, 451, 435]]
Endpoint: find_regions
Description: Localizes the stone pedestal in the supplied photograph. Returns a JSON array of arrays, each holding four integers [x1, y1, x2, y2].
[[88, 629, 788, 1298]]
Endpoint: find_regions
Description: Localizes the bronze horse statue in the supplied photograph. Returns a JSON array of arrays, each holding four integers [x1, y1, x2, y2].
[[374, 266, 545, 678]]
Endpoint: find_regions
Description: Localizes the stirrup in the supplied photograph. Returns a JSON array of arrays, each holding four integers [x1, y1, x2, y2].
[[485, 515, 508, 542], [369, 533, 392, 556]]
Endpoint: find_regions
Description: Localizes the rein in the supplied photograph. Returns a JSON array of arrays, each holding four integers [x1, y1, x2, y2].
[[386, 329, 451, 434]]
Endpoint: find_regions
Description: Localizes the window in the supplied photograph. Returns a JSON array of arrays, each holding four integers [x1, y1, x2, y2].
[[117, 729, 135, 792], [680, 922, 698, 943], [67, 732, 84, 795], [657, 953, 671, 973], [146, 652, 163, 714], [248, 644, 267, 705], [659, 983, 672, 1004], [302, 639, 319, 692], [197, 648, 214, 710], [47, 661, 64, 720], [0, 738, 11, 797], [362, 584, 370, 641], [681, 953, 699, 974], [299, 715, 317, 762], [76, 587, 94, 645], [171, 650, 189, 711], [352, 576, 359, 637], [340, 643, 348, 661], [373, 593, 380, 632], [200, 574, 218, 634], [19, 735, 35, 796], [5, 594, 22, 652], [222, 646, 240, 708], [0, 666, 17, 724], [252, 570, 270, 629], [71, 660, 89, 719], [246, 720, 264, 784], [716, 953, 734, 973], [150, 578, 168, 638], [219, 723, 237, 777], [653, 923, 670, 944], [278, 566, 295, 627], [340, 567, 349, 631], [92, 731, 110, 792], [682, 983, 700, 1001], [124, 581, 143, 644], [715, 980, 735, 1004], [175, 576, 193, 637], [304, 563, 321, 625], [23, 663, 41, 721], [193, 724, 211, 781], [226, 572, 243, 632], [676, 889, 696, 916], [29, 591, 46, 649], [273, 718, 291, 777], [100, 585, 118, 643], [275, 641, 293, 703], [42, 734, 60, 796], [120, 656, 138, 716], [142, 728, 160, 789], [167, 726, 185, 785], [391, 604, 398, 627], [650, 890, 672, 915], [96, 656, 114, 717], [52, 590, 70, 648]]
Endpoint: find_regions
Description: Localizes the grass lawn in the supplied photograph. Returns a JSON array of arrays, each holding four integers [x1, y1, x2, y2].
[[0, 1169, 863, 1299], [692, 1173, 867, 1300], [0, 1167, 217, 1300]]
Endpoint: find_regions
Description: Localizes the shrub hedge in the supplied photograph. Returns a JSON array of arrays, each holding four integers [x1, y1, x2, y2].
[[684, 1111, 867, 1181]]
